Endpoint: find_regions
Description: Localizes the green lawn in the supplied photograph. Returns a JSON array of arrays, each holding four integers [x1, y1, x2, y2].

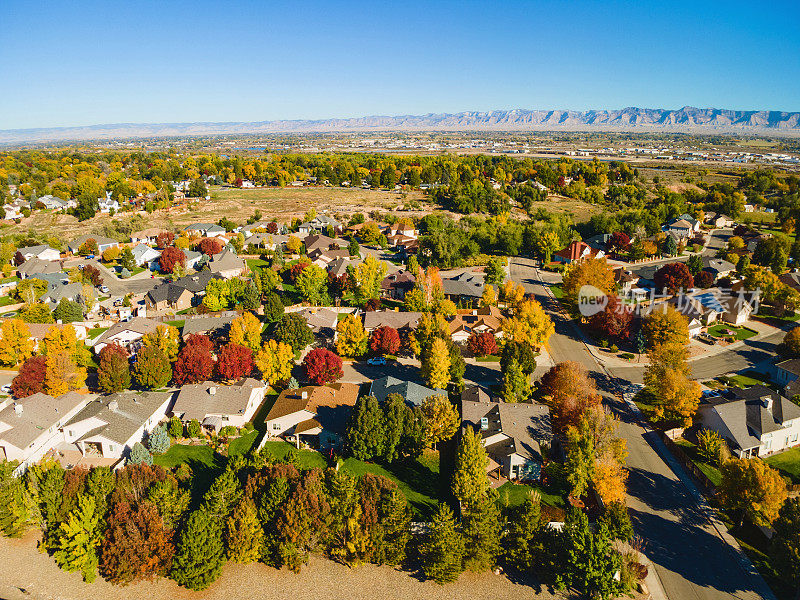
[[258, 440, 328, 469], [707, 324, 758, 340], [674, 438, 722, 487], [165, 319, 185, 329], [765, 447, 800, 484], [247, 258, 270, 270], [0, 296, 18, 307], [228, 430, 259, 456], [497, 480, 565, 509], [550, 284, 564, 299], [475, 355, 501, 362], [86, 326, 109, 339], [154, 443, 221, 469], [719, 371, 776, 390]]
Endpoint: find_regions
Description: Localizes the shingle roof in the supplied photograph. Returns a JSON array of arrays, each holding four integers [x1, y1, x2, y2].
[[267, 383, 360, 435], [710, 385, 800, 450], [369, 376, 445, 407], [68, 235, 119, 252], [0, 391, 88, 450], [181, 311, 238, 337], [441, 272, 485, 298], [208, 249, 244, 273], [777, 359, 800, 378], [93, 317, 159, 346], [363, 310, 421, 331], [18, 257, 62, 277], [172, 378, 263, 421], [461, 399, 552, 463]]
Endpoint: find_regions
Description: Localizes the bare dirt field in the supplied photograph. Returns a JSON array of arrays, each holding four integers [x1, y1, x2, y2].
[[0, 533, 565, 600]]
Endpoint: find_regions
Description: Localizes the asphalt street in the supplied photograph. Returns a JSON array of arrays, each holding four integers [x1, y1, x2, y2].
[[510, 256, 777, 600]]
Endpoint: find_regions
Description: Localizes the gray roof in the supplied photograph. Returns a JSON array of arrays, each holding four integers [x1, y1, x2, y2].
[[710, 385, 800, 450], [327, 257, 360, 277], [208, 249, 244, 273], [68, 235, 119, 252], [146, 271, 218, 304], [131, 243, 160, 262], [777, 359, 800, 378], [19, 244, 57, 258], [181, 311, 238, 337], [65, 391, 174, 446], [185, 223, 225, 234], [442, 272, 485, 298], [461, 385, 491, 404], [0, 392, 87, 450], [94, 317, 159, 346], [461, 399, 552, 463], [18, 257, 63, 277], [40, 282, 83, 305], [297, 307, 338, 331], [703, 257, 735, 276], [172, 378, 263, 421], [363, 310, 421, 331], [369, 376, 445, 407]]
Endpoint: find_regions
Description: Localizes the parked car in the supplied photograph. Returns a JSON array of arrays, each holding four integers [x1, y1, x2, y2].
[[113, 297, 123, 306], [99, 285, 110, 294], [367, 356, 386, 366], [0, 384, 10, 394], [698, 333, 716, 345]]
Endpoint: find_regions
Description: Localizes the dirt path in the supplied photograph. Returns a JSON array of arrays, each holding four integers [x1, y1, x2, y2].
[[0, 533, 564, 600]]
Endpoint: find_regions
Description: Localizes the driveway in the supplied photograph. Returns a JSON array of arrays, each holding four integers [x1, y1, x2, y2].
[[510, 256, 776, 600]]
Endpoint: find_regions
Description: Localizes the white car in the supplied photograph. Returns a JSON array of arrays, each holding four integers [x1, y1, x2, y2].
[[99, 285, 110, 294], [367, 356, 386, 366], [1, 384, 11, 394]]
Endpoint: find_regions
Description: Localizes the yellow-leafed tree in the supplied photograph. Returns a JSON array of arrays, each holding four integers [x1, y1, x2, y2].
[[336, 314, 368, 358], [45, 350, 87, 396], [229, 312, 263, 353], [0, 318, 33, 367], [141, 324, 180, 362], [422, 338, 450, 390], [255, 339, 294, 386]]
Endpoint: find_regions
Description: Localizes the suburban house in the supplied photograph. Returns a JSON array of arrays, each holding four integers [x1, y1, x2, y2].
[[36, 195, 74, 211], [313, 248, 351, 268], [304, 234, 344, 259], [25, 323, 88, 351], [705, 213, 734, 228], [553, 240, 604, 264], [388, 222, 417, 239], [98, 193, 120, 214], [0, 392, 91, 470], [461, 398, 552, 482], [585, 233, 612, 252], [779, 272, 800, 294], [17, 244, 60, 262], [326, 256, 360, 278], [664, 214, 702, 240], [449, 305, 504, 343], [296, 307, 339, 341], [207, 249, 246, 279], [369, 376, 446, 407], [363, 310, 422, 333], [380, 270, 416, 300], [298, 215, 342, 235], [185, 250, 202, 270], [775, 359, 800, 397], [184, 223, 226, 238], [261, 382, 360, 448], [130, 228, 164, 245], [699, 385, 800, 458], [145, 271, 219, 312], [61, 391, 174, 464], [68, 235, 119, 255], [40, 282, 84, 309], [181, 311, 238, 340], [615, 269, 639, 294], [17, 257, 63, 279], [441, 272, 485, 305], [92, 317, 160, 354], [703, 257, 736, 281], [131, 243, 161, 268], [171, 378, 266, 433]]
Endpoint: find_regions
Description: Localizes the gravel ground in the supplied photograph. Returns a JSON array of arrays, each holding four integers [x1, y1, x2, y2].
[[0, 533, 566, 600]]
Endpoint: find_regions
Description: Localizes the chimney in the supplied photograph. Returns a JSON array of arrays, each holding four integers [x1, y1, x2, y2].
[[13, 402, 22, 416], [108, 400, 119, 412], [208, 386, 217, 396], [762, 396, 773, 411], [301, 391, 308, 400]]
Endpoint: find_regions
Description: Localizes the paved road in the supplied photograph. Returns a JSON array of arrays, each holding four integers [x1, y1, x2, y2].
[[510, 256, 776, 600]]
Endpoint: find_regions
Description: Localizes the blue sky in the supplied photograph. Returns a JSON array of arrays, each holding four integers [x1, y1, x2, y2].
[[1, 0, 798, 129]]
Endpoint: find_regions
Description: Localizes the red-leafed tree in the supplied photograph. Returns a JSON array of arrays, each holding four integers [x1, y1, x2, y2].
[[607, 231, 631, 254], [288, 259, 311, 283], [369, 326, 401, 355], [694, 270, 714, 289], [303, 348, 343, 385], [654, 262, 694, 294], [155, 231, 175, 249], [198, 237, 224, 256], [158, 247, 186, 274], [83, 264, 104, 286], [266, 221, 278, 234], [11, 354, 47, 398], [100, 499, 174, 585], [216, 343, 254, 380], [467, 331, 499, 357], [173, 335, 215, 385], [97, 342, 131, 393], [588, 295, 635, 341]]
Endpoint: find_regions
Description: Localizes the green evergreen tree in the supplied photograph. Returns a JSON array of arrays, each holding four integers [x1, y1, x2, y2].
[[146, 479, 190, 530], [599, 502, 634, 541], [203, 468, 243, 520], [419, 503, 465, 584], [452, 427, 488, 508], [147, 425, 171, 454], [171, 508, 226, 591], [167, 415, 183, 438], [127, 442, 153, 466], [461, 489, 501, 572], [226, 498, 263, 563], [503, 491, 542, 572], [0, 461, 32, 537], [326, 469, 366, 565], [25, 461, 65, 530], [378, 487, 412, 566], [400, 405, 426, 460], [53, 298, 84, 323], [382, 393, 407, 462], [687, 253, 703, 275], [51, 494, 102, 583], [346, 395, 386, 461], [85, 466, 114, 520], [501, 358, 529, 402], [241, 281, 260, 310]]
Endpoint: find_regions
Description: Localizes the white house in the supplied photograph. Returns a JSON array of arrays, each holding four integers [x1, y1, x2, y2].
[[0, 392, 91, 471], [171, 378, 266, 433], [98, 192, 120, 214], [92, 317, 160, 354], [61, 391, 174, 463], [131, 243, 161, 268], [17, 244, 61, 262]]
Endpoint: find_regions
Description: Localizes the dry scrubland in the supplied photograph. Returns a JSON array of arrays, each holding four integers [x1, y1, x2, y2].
[[0, 186, 604, 240], [0, 533, 564, 600]]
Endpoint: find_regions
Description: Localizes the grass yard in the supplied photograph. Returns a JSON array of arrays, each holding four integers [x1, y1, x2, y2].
[[153, 443, 222, 470], [550, 284, 564, 299], [86, 326, 109, 339], [246, 258, 270, 270], [765, 446, 800, 484], [228, 430, 259, 456], [165, 319, 185, 329], [706, 324, 758, 340], [497, 480, 565, 509], [0, 296, 18, 307], [719, 371, 776, 390], [258, 440, 328, 469], [674, 438, 722, 487], [475, 355, 501, 362]]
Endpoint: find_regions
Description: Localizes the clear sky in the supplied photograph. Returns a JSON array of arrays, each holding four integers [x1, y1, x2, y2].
[[1, 0, 798, 129]]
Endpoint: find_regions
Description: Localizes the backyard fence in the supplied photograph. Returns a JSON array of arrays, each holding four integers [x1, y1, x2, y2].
[[658, 431, 718, 496]]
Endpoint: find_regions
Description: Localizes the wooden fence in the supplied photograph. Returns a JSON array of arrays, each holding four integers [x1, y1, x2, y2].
[[657, 431, 718, 496]]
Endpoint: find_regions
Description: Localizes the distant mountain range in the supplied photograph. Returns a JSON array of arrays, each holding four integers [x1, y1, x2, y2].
[[2, 107, 800, 144]]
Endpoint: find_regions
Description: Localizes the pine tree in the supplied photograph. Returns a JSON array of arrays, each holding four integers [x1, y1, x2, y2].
[[146, 479, 190, 531], [419, 503, 464, 584], [501, 357, 529, 402], [171, 508, 226, 591], [226, 498, 263, 563], [382, 393, 407, 462], [503, 491, 541, 572], [128, 442, 153, 465], [51, 494, 102, 583], [346, 395, 386, 461], [147, 425, 171, 454], [326, 469, 367, 566], [452, 427, 489, 508], [203, 467, 243, 520], [0, 461, 32, 537], [461, 490, 501, 572], [378, 488, 412, 566]]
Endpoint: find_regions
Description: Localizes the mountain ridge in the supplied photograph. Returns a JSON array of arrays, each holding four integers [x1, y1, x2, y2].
[[2, 106, 800, 144]]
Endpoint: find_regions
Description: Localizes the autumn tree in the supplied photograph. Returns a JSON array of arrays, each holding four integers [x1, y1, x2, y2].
[[369, 325, 400, 355], [562, 258, 615, 307], [467, 331, 498, 357], [255, 339, 294, 385], [97, 343, 131, 393], [198, 237, 224, 256], [650, 368, 701, 427], [226, 498, 263, 564], [501, 299, 554, 350], [45, 350, 87, 396], [132, 346, 172, 390], [349, 254, 388, 306], [11, 354, 46, 398], [216, 343, 254, 380], [778, 326, 800, 359], [303, 348, 343, 385], [173, 334, 215, 385], [336, 313, 368, 358], [539, 361, 602, 433], [295, 264, 328, 304], [770, 498, 800, 593], [588, 295, 634, 341], [158, 247, 186, 274], [155, 231, 175, 249], [719, 458, 787, 526], [0, 318, 33, 367], [643, 305, 689, 348], [653, 262, 694, 294], [421, 337, 451, 390], [229, 312, 263, 353], [420, 395, 459, 446], [141, 324, 180, 363], [273, 312, 313, 352], [452, 426, 489, 507], [51, 494, 102, 582]]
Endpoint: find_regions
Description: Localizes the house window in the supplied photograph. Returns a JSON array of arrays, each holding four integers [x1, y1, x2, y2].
[[222, 416, 229, 422], [109, 445, 115, 452], [480, 417, 488, 430], [272, 423, 281, 431], [791, 433, 799, 443], [764, 438, 772, 451]]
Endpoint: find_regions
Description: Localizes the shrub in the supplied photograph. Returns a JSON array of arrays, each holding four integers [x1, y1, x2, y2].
[[128, 442, 153, 465], [609, 344, 619, 353], [147, 425, 171, 454], [187, 419, 202, 438], [168, 416, 183, 439]]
